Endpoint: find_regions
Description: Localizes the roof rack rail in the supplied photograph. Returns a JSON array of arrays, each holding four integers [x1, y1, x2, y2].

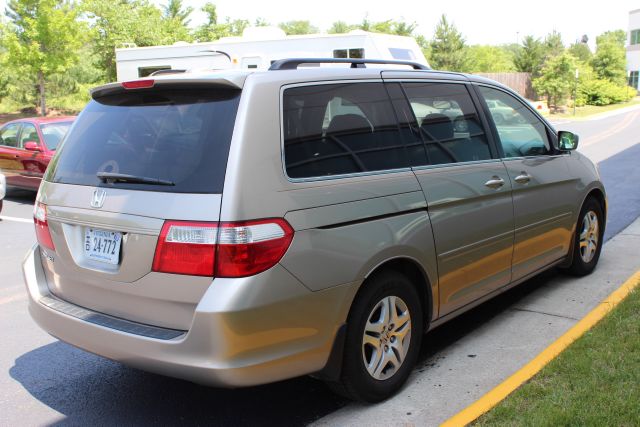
[[150, 69, 187, 76], [269, 58, 430, 71]]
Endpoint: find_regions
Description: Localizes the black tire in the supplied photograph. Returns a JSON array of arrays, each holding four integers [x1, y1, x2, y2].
[[564, 197, 604, 276], [0, 199, 3, 214], [326, 270, 423, 402]]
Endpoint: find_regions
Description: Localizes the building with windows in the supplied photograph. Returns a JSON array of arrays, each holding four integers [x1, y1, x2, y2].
[[628, 9, 640, 90]]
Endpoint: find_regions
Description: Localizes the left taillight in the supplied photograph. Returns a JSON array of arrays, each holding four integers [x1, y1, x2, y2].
[[34, 202, 55, 250]]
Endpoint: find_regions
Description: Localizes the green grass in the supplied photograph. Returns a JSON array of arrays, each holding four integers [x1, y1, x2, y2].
[[550, 98, 640, 120], [475, 285, 640, 426]]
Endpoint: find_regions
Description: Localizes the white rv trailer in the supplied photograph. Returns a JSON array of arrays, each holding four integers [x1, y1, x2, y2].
[[115, 27, 428, 81]]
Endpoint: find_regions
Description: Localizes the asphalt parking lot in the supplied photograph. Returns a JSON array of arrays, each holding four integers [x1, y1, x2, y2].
[[1, 106, 640, 426]]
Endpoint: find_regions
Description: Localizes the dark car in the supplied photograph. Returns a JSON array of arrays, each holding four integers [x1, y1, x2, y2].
[[0, 116, 75, 191]]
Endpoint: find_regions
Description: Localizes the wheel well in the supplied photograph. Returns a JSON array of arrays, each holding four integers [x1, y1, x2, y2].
[[364, 258, 432, 328], [586, 188, 606, 222]]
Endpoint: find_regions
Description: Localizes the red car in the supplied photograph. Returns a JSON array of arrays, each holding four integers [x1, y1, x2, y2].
[[0, 116, 75, 191]]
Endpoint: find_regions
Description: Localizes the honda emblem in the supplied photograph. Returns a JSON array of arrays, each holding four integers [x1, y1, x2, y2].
[[91, 189, 106, 208]]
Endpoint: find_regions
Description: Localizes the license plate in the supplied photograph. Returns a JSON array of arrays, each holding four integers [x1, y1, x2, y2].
[[84, 228, 122, 265]]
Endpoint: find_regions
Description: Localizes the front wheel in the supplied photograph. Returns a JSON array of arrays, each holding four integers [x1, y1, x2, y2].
[[326, 271, 423, 402], [564, 197, 604, 276]]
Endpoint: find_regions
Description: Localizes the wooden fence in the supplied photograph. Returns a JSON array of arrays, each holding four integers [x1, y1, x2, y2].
[[476, 72, 536, 100]]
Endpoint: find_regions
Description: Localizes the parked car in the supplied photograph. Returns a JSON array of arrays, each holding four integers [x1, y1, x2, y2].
[[23, 59, 605, 403], [0, 171, 5, 213], [0, 116, 75, 191]]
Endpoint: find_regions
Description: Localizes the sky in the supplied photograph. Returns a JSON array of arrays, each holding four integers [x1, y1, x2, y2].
[[0, 0, 637, 49], [171, 0, 638, 48]]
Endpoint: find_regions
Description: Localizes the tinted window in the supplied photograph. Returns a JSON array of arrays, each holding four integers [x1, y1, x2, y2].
[[478, 86, 550, 157], [403, 82, 491, 165], [283, 83, 408, 179], [0, 124, 20, 148], [19, 123, 39, 148], [41, 121, 72, 150], [46, 88, 240, 193]]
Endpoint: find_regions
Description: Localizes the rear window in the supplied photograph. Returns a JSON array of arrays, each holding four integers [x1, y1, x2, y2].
[[41, 121, 72, 150], [46, 88, 240, 193]]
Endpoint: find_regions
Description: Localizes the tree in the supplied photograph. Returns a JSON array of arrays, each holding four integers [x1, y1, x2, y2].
[[591, 30, 627, 85], [4, 0, 87, 115], [278, 20, 318, 35], [162, 0, 193, 26], [543, 30, 564, 58], [85, 0, 191, 81], [428, 15, 471, 72], [328, 21, 355, 34], [514, 35, 545, 76], [467, 45, 515, 73], [532, 52, 576, 110], [569, 42, 592, 63]]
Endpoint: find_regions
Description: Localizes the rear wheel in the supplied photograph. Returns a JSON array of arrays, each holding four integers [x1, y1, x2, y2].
[[564, 197, 604, 276], [327, 270, 423, 402]]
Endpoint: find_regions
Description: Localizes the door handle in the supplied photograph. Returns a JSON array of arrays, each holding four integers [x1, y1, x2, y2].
[[484, 176, 505, 189], [514, 173, 531, 184]]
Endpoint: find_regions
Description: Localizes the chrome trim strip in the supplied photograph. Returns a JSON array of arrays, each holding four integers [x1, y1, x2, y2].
[[47, 214, 158, 236]]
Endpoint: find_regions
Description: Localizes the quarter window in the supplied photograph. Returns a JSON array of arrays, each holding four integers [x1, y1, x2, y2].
[[478, 86, 551, 157], [402, 82, 492, 165], [283, 83, 407, 178]]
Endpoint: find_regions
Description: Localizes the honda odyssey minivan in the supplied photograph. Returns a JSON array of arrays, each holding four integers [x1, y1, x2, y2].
[[23, 58, 605, 402]]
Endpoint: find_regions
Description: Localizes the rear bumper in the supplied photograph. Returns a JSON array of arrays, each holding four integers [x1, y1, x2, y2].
[[23, 245, 357, 387]]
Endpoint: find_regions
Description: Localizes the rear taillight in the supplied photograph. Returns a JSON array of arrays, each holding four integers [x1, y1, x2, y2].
[[34, 202, 55, 250], [216, 219, 294, 278], [152, 218, 294, 278], [152, 221, 218, 276]]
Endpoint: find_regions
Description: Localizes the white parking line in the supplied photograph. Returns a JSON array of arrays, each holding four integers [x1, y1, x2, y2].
[[0, 216, 32, 224]]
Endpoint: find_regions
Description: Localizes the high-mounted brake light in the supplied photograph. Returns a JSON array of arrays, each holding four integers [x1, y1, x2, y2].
[[152, 218, 294, 277], [121, 79, 155, 90], [34, 202, 55, 250]]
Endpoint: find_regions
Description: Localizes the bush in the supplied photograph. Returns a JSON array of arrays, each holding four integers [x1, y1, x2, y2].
[[577, 79, 636, 106]]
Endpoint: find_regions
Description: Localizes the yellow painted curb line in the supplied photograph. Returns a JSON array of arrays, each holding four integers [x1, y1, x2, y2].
[[441, 269, 640, 427]]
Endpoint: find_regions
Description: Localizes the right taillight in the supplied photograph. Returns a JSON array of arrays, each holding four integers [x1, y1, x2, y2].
[[34, 202, 55, 250], [151, 218, 294, 278], [216, 218, 294, 278]]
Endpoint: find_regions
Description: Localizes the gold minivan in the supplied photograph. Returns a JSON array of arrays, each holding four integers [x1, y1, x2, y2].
[[24, 59, 605, 402]]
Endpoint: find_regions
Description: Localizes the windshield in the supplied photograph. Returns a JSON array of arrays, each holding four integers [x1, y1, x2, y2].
[[46, 88, 241, 193], [41, 121, 73, 150]]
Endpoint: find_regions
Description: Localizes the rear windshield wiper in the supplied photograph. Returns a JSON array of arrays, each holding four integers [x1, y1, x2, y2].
[[96, 172, 175, 186]]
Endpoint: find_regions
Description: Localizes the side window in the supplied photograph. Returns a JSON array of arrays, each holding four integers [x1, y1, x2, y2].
[[403, 82, 492, 165], [283, 82, 407, 179], [18, 123, 39, 148], [478, 86, 551, 158], [0, 124, 21, 148]]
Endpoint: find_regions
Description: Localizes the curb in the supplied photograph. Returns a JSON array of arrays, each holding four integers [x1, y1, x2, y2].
[[440, 269, 640, 427]]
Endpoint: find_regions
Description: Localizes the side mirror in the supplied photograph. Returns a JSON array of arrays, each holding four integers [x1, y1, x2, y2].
[[23, 141, 42, 152], [558, 131, 579, 151]]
